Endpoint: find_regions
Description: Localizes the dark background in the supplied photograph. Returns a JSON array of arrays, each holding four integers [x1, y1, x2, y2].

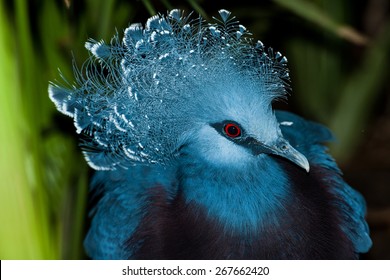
[[0, 0, 388, 259]]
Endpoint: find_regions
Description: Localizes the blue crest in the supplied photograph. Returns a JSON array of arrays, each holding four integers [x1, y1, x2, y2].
[[49, 9, 289, 171]]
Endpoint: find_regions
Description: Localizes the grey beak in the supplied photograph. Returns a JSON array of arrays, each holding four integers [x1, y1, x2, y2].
[[272, 141, 310, 172], [252, 138, 310, 173]]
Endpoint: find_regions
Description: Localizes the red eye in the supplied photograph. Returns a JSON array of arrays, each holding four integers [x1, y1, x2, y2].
[[224, 123, 241, 138]]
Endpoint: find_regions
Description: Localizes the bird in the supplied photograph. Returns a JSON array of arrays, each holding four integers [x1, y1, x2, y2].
[[49, 9, 372, 259]]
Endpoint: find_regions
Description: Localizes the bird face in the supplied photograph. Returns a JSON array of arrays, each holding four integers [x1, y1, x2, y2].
[[181, 90, 310, 172]]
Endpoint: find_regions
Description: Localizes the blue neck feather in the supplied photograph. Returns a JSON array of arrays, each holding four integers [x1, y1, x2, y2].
[[178, 154, 291, 234]]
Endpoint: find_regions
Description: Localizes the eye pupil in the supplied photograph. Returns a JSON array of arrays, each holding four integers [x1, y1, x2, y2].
[[224, 123, 241, 138]]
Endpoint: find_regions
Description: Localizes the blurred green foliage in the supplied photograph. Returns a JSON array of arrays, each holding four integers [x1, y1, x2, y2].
[[0, 0, 388, 259]]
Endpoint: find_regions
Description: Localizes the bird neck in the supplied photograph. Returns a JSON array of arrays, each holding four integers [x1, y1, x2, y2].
[[178, 155, 291, 234]]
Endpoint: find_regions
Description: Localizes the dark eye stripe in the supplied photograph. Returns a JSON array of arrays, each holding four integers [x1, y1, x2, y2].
[[210, 121, 268, 155]]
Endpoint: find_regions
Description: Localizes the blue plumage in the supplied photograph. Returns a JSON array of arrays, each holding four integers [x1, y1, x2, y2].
[[49, 9, 371, 259]]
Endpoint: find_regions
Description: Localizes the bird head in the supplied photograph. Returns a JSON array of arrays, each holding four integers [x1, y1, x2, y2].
[[49, 9, 309, 172], [177, 74, 309, 172]]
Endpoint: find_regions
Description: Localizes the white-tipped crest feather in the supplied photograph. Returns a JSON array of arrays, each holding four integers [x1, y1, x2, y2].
[[49, 9, 290, 170]]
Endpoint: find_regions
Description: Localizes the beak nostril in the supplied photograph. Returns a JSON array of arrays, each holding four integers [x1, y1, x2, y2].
[[264, 139, 310, 172]]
